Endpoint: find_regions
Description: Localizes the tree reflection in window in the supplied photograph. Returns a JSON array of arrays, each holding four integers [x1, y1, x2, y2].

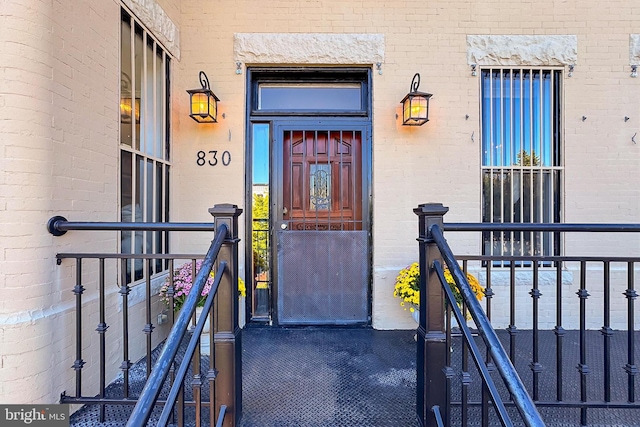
[[310, 164, 331, 210]]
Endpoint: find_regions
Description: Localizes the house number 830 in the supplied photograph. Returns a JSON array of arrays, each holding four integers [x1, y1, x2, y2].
[[196, 150, 231, 167]]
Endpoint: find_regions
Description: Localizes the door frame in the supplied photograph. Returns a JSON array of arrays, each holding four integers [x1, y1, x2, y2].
[[244, 67, 373, 325]]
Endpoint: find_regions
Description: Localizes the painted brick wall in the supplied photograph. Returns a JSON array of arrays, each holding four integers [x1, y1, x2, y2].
[[0, 0, 177, 406], [173, 0, 640, 331]]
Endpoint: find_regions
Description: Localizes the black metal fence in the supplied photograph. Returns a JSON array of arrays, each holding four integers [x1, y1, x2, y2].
[[47, 204, 242, 427], [415, 203, 640, 426]]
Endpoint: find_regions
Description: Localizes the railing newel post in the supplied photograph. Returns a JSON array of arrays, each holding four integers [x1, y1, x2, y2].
[[209, 204, 243, 427], [414, 203, 449, 427]]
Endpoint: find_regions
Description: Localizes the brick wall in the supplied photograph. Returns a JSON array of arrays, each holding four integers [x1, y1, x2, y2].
[[0, 0, 177, 405], [174, 0, 639, 330]]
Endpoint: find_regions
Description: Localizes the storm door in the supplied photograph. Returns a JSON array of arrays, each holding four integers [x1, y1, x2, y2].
[[275, 126, 370, 325]]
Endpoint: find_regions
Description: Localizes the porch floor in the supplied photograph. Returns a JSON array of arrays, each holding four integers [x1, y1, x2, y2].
[[239, 326, 419, 427], [68, 327, 640, 426]]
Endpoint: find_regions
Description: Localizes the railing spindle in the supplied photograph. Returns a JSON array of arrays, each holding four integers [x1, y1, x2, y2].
[[208, 299, 217, 426], [191, 259, 203, 426], [508, 262, 518, 362], [483, 261, 496, 379], [554, 260, 565, 402], [601, 261, 613, 402], [577, 260, 590, 426], [461, 307, 470, 426], [120, 258, 132, 399], [73, 258, 86, 399], [624, 261, 638, 403], [530, 261, 542, 401], [97, 258, 108, 422], [144, 259, 154, 378], [460, 261, 471, 426]]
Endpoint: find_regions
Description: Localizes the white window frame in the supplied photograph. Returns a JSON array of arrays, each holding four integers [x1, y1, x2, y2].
[[120, 7, 171, 284]]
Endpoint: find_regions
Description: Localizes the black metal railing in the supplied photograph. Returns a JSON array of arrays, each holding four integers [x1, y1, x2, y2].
[[415, 203, 545, 427], [433, 228, 545, 427], [415, 202, 640, 426], [48, 204, 242, 427]]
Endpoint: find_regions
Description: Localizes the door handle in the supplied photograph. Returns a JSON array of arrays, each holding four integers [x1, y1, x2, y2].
[[283, 207, 288, 216], [280, 223, 288, 230]]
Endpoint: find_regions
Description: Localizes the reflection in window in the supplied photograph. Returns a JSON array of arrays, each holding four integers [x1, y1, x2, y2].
[[310, 164, 331, 210], [481, 68, 562, 261], [120, 9, 171, 284]]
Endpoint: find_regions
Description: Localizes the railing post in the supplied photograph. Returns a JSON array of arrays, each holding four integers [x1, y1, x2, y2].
[[209, 204, 243, 427], [414, 203, 449, 427]]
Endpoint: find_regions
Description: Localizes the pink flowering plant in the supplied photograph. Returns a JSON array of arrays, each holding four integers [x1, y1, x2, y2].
[[159, 260, 246, 311]]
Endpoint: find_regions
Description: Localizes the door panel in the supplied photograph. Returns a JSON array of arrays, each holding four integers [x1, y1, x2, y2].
[[276, 126, 369, 325], [283, 130, 362, 231]]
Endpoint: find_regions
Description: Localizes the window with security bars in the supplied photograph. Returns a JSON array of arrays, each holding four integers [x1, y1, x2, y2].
[[120, 9, 171, 284], [481, 69, 562, 261]]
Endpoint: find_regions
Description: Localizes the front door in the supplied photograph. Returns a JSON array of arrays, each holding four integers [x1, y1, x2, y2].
[[275, 125, 370, 325]]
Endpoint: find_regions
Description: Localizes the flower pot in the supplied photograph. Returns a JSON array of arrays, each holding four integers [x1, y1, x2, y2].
[[411, 307, 420, 324]]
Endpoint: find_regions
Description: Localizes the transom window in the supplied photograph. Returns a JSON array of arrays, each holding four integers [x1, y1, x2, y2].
[[258, 84, 362, 111], [249, 69, 370, 115], [120, 8, 171, 284], [480, 68, 562, 259]]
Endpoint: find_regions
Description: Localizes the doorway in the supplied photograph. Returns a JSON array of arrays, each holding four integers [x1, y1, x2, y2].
[[246, 68, 372, 326]]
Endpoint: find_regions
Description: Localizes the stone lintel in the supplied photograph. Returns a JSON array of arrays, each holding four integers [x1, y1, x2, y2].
[[234, 33, 384, 65], [467, 35, 577, 67]]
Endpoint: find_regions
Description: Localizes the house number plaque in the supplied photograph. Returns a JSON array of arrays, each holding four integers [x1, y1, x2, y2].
[[196, 150, 231, 166]]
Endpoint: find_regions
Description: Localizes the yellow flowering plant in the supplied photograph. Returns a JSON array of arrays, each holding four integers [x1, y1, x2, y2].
[[393, 262, 484, 313]]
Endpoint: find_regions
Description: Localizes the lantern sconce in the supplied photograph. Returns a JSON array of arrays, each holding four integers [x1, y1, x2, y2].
[[400, 73, 432, 126], [186, 71, 220, 123]]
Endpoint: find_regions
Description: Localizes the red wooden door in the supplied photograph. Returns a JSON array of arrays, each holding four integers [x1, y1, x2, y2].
[[282, 130, 362, 231]]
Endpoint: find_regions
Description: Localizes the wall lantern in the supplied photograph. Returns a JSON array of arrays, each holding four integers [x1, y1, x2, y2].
[[400, 73, 432, 126], [186, 71, 220, 123]]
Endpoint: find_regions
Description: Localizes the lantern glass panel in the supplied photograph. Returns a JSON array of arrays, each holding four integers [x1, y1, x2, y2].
[[413, 97, 428, 120], [192, 92, 209, 117]]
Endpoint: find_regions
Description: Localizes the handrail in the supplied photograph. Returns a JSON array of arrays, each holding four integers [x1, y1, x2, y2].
[[215, 405, 227, 427], [126, 223, 228, 427], [431, 223, 546, 427], [47, 216, 216, 236], [431, 405, 444, 427], [434, 261, 514, 427], [443, 222, 640, 232]]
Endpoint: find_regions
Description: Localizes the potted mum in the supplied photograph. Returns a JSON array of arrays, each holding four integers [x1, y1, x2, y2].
[[159, 260, 246, 312], [393, 262, 483, 323]]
